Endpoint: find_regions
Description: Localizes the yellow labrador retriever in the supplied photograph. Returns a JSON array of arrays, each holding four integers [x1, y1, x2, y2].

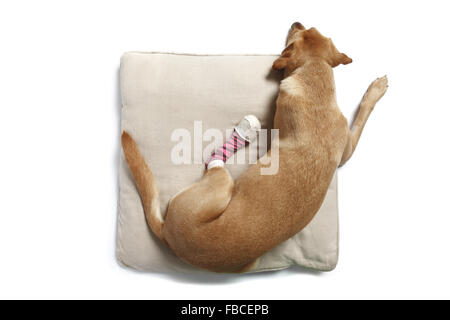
[[121, 23, 388, 273]]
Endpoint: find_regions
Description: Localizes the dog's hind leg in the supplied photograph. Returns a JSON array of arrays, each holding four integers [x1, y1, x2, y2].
[[169, 114, 259, 223], [167, 167, 234, 224], [340, 76, 388, 166]]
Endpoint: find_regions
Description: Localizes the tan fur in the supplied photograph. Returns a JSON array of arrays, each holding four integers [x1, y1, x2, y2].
[[121, 132, 164, 241], [121, 23, 388, 273]]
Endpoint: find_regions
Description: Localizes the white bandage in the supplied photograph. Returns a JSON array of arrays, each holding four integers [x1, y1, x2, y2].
[[207, 159, 225, 170]]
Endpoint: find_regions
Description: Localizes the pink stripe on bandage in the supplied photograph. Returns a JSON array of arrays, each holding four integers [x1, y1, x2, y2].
[[206, 129, 248, 168], [224, 142, 235, 150], [223, 147, 232, 157]]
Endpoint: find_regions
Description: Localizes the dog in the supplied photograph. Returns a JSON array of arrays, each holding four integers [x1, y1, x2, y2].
[[121, 23, 388, 273]]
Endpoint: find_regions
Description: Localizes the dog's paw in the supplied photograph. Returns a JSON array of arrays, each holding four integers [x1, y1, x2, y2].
[[364, 75, 388, 105]]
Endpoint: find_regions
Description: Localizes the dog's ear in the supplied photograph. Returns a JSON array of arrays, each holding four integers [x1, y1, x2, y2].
[[333, 53, 352, 67], [272, 43, 294, 70], [272, 57, 289, 70], [339, 53, 353, 65]]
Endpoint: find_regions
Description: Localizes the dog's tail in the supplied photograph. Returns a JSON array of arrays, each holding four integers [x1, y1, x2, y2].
[[121, 131, 164, 241]]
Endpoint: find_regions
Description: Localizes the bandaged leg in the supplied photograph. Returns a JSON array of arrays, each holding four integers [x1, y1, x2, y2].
[[206, 115, 261, 170]]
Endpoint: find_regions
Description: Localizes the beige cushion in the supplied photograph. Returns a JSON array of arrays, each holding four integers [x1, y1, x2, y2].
[[117, 52, 339, 273]]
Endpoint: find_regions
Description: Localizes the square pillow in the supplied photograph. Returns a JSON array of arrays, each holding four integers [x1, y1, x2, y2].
[[117, 52, 339, 273]]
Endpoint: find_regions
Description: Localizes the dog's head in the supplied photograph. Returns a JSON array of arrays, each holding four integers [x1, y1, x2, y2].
[[273, 23, 352, 73]]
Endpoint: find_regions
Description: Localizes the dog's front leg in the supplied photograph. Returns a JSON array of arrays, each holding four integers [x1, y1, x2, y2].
[[340, 76, 388, 166]]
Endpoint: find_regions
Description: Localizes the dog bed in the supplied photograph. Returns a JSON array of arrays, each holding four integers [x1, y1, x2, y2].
[[117, 52, 339, 273]]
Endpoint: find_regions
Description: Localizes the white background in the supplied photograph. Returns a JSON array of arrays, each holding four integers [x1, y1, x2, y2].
[[1, 0, 449, 300]]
